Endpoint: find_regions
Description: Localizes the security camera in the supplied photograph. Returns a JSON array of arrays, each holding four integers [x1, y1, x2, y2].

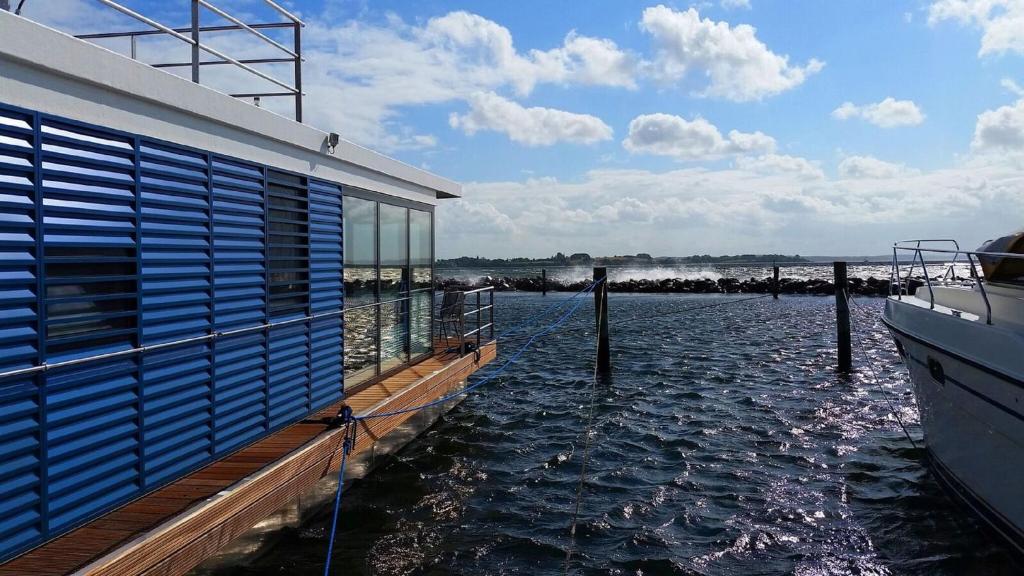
[[327, 132, 340, 154]]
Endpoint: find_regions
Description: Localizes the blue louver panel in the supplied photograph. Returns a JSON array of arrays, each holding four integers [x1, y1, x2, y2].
[[267, 170, 311, 429], [309, 179, 343, 409], [211, 157, 268, 453], [38, 117, 141, 532], [0, 102, 355, 562], [0, 107, 42, 555], [44, 358, 140, 531], [268, 321, 310, 429], [139, 141, 213, 486]]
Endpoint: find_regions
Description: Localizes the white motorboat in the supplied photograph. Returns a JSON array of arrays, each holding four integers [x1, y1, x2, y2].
[[883, 234, 1024, 553]]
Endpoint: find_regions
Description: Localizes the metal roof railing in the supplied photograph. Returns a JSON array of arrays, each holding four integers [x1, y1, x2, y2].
[[74, 0, 305, 121]]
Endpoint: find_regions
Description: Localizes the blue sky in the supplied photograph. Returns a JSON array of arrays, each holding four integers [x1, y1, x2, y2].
[[26, 1, 1024, 257]]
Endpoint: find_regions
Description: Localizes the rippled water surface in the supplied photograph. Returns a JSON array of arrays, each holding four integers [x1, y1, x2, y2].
[[437, 262, 970, 284], [211, 293, 1020, 575]]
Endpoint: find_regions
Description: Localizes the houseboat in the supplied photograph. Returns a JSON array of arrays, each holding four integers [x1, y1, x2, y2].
[[0, 4, 495, 574]]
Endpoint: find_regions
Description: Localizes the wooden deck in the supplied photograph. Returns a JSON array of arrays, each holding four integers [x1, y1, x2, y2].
[[0, 342, 496, 576]]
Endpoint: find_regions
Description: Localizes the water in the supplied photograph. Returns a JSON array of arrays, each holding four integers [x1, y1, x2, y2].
[[206, 293, 1020, 575], [437, 262, 972, 285]]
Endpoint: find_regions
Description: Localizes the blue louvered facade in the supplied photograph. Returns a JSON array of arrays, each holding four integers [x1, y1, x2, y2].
[[0, 103, 346, 562]]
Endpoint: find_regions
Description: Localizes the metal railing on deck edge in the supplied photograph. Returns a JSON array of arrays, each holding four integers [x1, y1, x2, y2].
[[889, 239, 1024, 325], [73, 0, 305, 121], [0, 292, 464, 382], [435, 286, 495, 358]]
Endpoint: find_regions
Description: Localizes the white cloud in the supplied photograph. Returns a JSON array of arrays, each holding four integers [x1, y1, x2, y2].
[[19, 0, 136, 34], [831, 98, 926, 127], [639, 5, 824, 101], [448, 92, 613, 146], [972, 98, 1024, 151], [623, 113, 775, 160], [721, 0, 752, 9], [735, 154, 825, 180], [1002, 78, 1024, 97], [440, 156, 1023, 257], [838, 155, 920, 179], [831, 102, 860, 120], [928, 0, 1024, 56], [530, 31, 638, 90], [297, 11, 637, 151]]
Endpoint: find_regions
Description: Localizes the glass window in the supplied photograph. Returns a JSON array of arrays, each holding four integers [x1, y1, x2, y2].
[[267, 170, 309, 317], [379, 203, 409, 373], [343, 196, 377, 387], [342, 194, 434, 390], [409, 209, 432, 357]]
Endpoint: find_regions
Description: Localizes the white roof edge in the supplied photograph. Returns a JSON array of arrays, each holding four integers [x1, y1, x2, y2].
[[0, 11, 462, 199]]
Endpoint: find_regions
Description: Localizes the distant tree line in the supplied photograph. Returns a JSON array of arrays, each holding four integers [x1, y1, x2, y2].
[[436, 252, 808, 268]]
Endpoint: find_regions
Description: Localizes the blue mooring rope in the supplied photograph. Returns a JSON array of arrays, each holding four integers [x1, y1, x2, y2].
[[497, 280, 596, 339], [356, 278, 600, 422], [321, 278, 603, 574], [322, 406, 357, 576]]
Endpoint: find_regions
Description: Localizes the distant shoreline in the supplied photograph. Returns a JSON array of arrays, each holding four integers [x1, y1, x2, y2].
[[436, 253, 810, 269]]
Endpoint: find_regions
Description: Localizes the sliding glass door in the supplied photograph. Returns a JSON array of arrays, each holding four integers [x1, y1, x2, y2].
[[342, 196, 377, 387], [378, 204, 409, 373], [410, 209, 433, 357], [342, 193, 433, 391]]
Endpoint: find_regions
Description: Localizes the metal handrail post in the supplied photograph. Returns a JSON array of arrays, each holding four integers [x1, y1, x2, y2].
[[903, 247, 918, 294], [190, 0, 200, 83], [293, 21, 302, 122], [917, 249, 935, 309], [459, 304, 466, 357], [965, 253, 993, 324], [489, 289, 494, 340], [476, 291, 482, 351], [890, 246, 900, 299]]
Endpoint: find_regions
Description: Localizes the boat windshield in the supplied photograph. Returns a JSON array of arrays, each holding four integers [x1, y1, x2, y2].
[[977, 231, 1024, 286]]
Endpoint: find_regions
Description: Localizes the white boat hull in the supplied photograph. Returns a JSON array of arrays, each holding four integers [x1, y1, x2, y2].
[[885, 296, 1024, 552]]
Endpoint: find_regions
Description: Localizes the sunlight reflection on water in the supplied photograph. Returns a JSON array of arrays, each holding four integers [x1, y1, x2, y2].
[[202, 293, 1020, 576]]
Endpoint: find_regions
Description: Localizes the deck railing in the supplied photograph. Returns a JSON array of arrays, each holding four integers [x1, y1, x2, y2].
[[463, 286, 496, 353], [435, 286, 495, 357], [72, 0, 304, 120], [889, 240, 1024, 325]]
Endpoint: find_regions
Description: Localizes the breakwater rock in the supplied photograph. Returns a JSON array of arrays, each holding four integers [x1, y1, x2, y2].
[[436, 275, 910, 296]]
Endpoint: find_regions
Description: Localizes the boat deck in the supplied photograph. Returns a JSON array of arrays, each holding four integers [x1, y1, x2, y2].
[[0, 342, 496, 576]]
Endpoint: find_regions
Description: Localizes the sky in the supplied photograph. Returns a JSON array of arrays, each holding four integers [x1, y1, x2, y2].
[[22, 0, 1024, 258]]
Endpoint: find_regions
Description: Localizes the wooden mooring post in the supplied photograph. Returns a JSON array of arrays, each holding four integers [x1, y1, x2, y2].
[[542, 268, 547, 296], [772, 265, 780, 299], [593, 267, 610, 372], [834, 261, 852, 372]]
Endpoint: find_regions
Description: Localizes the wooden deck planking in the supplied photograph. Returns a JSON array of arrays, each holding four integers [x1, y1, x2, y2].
[[0, 343, 496, 576]]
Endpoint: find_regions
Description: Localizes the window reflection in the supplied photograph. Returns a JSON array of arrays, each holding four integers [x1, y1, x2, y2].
[[410, 209, 432, 357], [343, 196, 376, 387], [379, 203, 409, 373], [343, 195, 433, 390]]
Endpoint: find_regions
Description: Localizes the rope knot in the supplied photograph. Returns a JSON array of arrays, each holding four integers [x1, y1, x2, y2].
[[330, 405, 354, 429]]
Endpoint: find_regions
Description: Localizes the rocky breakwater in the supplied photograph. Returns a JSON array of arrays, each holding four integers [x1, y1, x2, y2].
[[436, 275, 908, 296]]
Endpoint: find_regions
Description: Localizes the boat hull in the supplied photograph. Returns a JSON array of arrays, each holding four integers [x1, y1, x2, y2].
[[884, 311, 1024, 552]]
